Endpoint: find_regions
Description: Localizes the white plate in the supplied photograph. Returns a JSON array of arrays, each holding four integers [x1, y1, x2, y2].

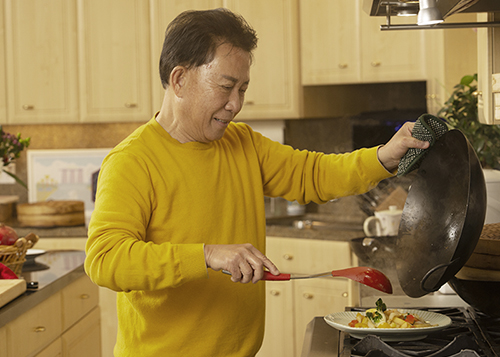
[[324, 309, 452, 342], [27, 249, 46, 257], [25, 249, 46, 264]]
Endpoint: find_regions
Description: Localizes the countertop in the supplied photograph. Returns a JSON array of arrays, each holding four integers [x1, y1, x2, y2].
[[9, 213, 365, 242], [0, 250, 87, 328]]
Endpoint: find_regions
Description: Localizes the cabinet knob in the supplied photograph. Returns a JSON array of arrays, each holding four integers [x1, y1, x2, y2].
[[80, 293, 90, 299], [371, 61, 381, 67], [270, 290, 280, 296], [22, 105, 34, 110], [472, 91, 482, 98], [342, 292, 349, 298], [303, 293, 314, 299], [33, 326, 46, 333], [124, 102, 138, 108], [283, 254, 293, 260], [338, 63, 348, 69]]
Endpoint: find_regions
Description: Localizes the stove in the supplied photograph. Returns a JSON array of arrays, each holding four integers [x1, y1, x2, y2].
[[302, 307, 500, 357]]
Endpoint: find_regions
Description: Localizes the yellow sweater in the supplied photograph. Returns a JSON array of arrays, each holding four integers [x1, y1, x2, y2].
[[85, 118, 391, 356]]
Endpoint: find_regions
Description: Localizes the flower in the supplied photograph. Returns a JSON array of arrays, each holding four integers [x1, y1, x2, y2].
[[0, 126, 30, 189]]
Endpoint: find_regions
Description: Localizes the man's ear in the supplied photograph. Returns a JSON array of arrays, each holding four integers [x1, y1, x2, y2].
[[170, 66, 187, 97]]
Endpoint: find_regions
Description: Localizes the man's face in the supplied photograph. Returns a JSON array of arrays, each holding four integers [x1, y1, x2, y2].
[[178, 43, 251, 143]]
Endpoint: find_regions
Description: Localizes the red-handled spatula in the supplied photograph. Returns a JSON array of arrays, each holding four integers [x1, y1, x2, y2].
[[222, 266, 393, 294]]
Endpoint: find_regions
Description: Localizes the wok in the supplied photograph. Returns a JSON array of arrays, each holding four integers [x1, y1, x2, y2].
[[448, 277, 500, 317], [396, 130, 487, 298]]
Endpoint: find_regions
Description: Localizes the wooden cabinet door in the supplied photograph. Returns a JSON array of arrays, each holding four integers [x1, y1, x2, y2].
[[0, 0, 6, 123], [224, 0, 301, 120], [359, 11, 426, 83], [0, 325, 7, 357], [36, 338, 63, 357], [293, 278, 352, 355], [78, 0, 151, 122], [6, 293, 63, 357], [62, 307, 101, 357], [300, 0, 360, 85], [4, 0, 78, 124], [150, 0, 223, 111], [256, 281, 295, 357], [62, 275, 99, 331]]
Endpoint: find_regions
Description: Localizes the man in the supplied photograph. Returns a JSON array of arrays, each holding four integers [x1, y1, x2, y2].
[[85, 8, 429, 356]]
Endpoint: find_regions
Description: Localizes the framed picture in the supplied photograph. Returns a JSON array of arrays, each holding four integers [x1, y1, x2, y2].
[[27, 148, 111, 225]]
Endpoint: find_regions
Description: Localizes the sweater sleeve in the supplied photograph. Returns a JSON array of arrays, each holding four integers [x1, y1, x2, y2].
[[84, 151, 208, 293], [247, 127, 392, 204]]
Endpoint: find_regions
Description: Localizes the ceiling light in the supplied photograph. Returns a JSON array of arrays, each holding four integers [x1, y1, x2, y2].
[[418, 0, 444, 25]]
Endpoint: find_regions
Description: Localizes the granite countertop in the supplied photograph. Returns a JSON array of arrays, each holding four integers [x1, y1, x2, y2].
[[0, 250, 87, 328]]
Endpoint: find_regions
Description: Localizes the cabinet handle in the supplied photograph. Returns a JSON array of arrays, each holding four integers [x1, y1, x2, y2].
[[371, 61, 381, 67], [244, 101, 255, 105], [282, 254, 293, 260], [270, 290, 280, 296], [33, 326, 46, 333], [22, 105, 34, 110], [342, 292, 349, 298], [124, 102, 138, 108], [338, 63, 348, 69], [425, 94, 437, 99], [303, 293, 314, 299], [80, 293, 90, 299]]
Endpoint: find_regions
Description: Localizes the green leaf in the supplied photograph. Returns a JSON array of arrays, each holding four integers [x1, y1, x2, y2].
[[2, 169, 28, 190], [460, 75, 474, 86]]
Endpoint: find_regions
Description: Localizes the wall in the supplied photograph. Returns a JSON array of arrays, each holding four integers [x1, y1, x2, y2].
[[0, 81, 426, 209]]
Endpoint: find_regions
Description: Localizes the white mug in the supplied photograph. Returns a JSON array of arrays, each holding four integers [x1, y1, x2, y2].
[[363, 205, 403, 237]]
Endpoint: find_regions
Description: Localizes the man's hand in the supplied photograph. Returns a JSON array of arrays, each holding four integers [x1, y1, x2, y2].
[[377, 122, 430, 172], [204, 243, 280, 284]]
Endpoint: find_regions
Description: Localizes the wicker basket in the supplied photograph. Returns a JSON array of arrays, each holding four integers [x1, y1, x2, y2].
[[0, 233, 39, 276]]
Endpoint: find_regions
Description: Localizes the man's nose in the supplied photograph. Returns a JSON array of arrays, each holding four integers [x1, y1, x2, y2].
[[225, 90, 243, 114]]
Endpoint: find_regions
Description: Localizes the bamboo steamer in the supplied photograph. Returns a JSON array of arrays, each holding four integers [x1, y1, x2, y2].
[[465, 223, 500, 270], [17, 200, 85, 227]]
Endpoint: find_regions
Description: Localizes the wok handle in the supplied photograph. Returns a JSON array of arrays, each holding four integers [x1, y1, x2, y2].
[[420, 260, 456, 292]]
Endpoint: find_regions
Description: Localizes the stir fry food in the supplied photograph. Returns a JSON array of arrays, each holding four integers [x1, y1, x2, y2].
[[348, 299, 438, 329]]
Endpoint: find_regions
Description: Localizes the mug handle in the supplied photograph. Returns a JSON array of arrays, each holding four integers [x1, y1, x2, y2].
[[363, 216, 381, 237]]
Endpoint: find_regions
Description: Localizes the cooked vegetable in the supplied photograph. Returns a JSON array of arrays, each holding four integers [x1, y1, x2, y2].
[[348, 298, 438, 329]]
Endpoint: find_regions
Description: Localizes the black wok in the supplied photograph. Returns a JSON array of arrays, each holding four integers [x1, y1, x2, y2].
[[448, 277, 500, 317], [396, 130, 487, 298]]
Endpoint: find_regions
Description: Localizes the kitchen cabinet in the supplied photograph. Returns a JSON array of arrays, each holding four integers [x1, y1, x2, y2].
[[4, 0, 79, 124], [78, 0, 152, 123], [0, 325, 7, 357], [257, 237, 358, 357], [2, 275, 100, 357], [0, 0, 6, 122], [224, 0, 302, 119], [149, 0, 223, 112], [36, 339, 62, 357], [300, 0, 426, 85], [425, 14, 478, 115], [35, 238, 116, 357]]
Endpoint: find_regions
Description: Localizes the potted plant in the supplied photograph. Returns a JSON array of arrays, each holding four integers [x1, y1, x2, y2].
[[438, 74, 500, 224], [437, 74, 500, 170], [0, 126, 30, 189]]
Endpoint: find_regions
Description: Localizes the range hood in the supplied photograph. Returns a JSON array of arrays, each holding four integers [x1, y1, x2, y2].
[[364, 0, 500, 30], [365, 0, 500, 18]]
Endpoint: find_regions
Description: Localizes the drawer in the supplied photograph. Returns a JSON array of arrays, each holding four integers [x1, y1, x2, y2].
[[266, 237, 352, 274], [7, 293, 63, 357], [35, 338, 62, 357], [0, 326, 7, 357], [62, 275, 99, 331]]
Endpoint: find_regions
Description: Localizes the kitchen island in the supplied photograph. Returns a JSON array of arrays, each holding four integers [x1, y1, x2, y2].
[[0, 250, 101, 357]]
